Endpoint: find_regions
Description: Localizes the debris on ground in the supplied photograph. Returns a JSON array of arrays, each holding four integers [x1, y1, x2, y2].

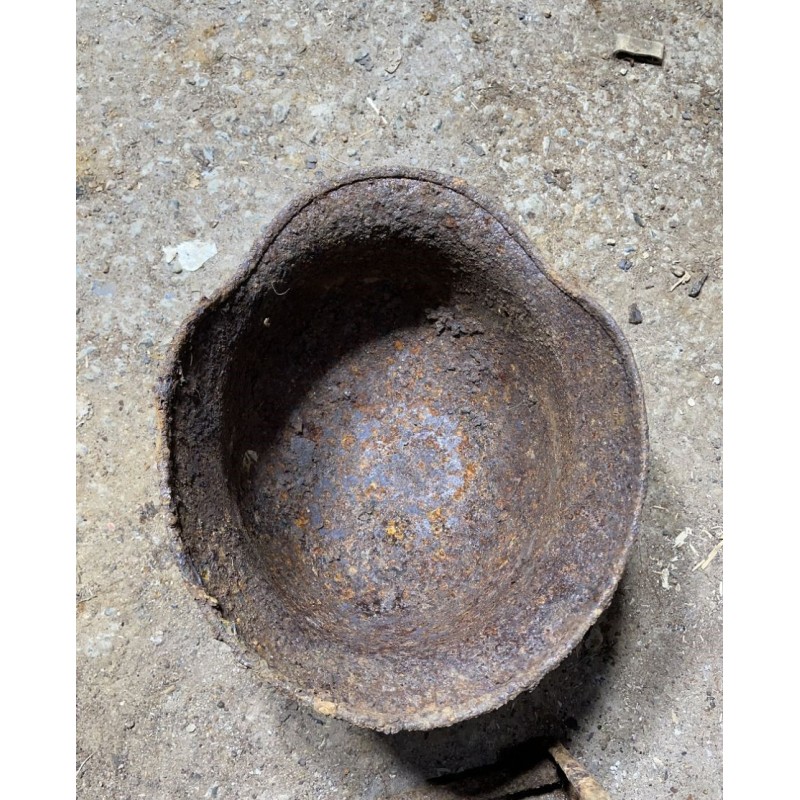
[[549, 741, 612, 800], [77, 397, 94, 427], [688, 273, 708, 297], [674, 528, 691, 548], [694, 540, 723, 571], [162, 240, 218, 273], [613, 33, 665, 65], [671, 266, 686, 278], [353, 47, 373, 71], [618, 258, 633, 271], [633, 211, 645, 227], [670, 273, 691, 291], [628, 303, 643, 324], [661, 567, 671, 589], [385, 50, 402, 74]]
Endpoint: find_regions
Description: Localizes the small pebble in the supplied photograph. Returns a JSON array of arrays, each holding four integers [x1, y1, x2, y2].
[[186, 723, 197, 733], [606, 238, 616, 246], [671, 266, 685, 278], [353, 48, 373, 71], [543, 9, 552, 18], [682, 111, 692, 120], [687, 398, 695, 407], [618, 258, 633, 272], [272, 102, 290, 123], [123, 718, 135, 730], [305, 157, 317, 170], [628, 303, 643, 325], [713, 375, 721, 385], [688, 273, 708, 298], [633, 212, 645, 227]]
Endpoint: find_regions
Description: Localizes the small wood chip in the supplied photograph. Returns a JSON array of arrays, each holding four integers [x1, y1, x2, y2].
[[693, 540, 723, 571], [661, 567, 671, 589], [613, 33, 665, 65], [674, 528, 690, 548]]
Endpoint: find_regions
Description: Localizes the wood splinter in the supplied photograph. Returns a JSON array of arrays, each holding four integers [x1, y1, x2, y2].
[[549, 742, 613, 800], [612, 33, 665, 65]]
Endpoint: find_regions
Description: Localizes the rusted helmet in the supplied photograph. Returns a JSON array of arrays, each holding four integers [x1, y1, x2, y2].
[[158, 169, 647, 733]]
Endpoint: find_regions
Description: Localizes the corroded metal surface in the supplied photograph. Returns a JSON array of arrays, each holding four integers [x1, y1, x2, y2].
[[157, 169, 648, 733]]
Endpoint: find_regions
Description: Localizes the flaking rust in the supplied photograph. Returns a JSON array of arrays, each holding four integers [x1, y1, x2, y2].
[[158, 169, 648, 732]]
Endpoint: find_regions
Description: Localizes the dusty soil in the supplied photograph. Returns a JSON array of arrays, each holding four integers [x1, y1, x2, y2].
[[77, 1, 722, 798]]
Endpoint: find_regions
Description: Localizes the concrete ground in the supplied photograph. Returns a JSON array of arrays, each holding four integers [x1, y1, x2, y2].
[[76, 1, 722, 797]]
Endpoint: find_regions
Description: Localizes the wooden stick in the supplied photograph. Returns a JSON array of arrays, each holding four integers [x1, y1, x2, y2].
[[549, 742, 612, 800]]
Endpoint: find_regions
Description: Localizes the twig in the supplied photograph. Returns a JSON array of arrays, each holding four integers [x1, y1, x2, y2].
[[76, 753, 94, 777], [669, 273, 691, 291], [323, 150, 351, 167]]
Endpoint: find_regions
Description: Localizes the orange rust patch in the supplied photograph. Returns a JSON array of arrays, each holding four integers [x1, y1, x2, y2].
[[385, 519, 406, 543], [364, 481, 387, 500], [427, 507, 444, 524], [393, 339, 405, 351]]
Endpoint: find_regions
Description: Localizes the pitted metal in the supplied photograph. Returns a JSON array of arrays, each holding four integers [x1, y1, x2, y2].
[[157, 169, 648, 733]]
